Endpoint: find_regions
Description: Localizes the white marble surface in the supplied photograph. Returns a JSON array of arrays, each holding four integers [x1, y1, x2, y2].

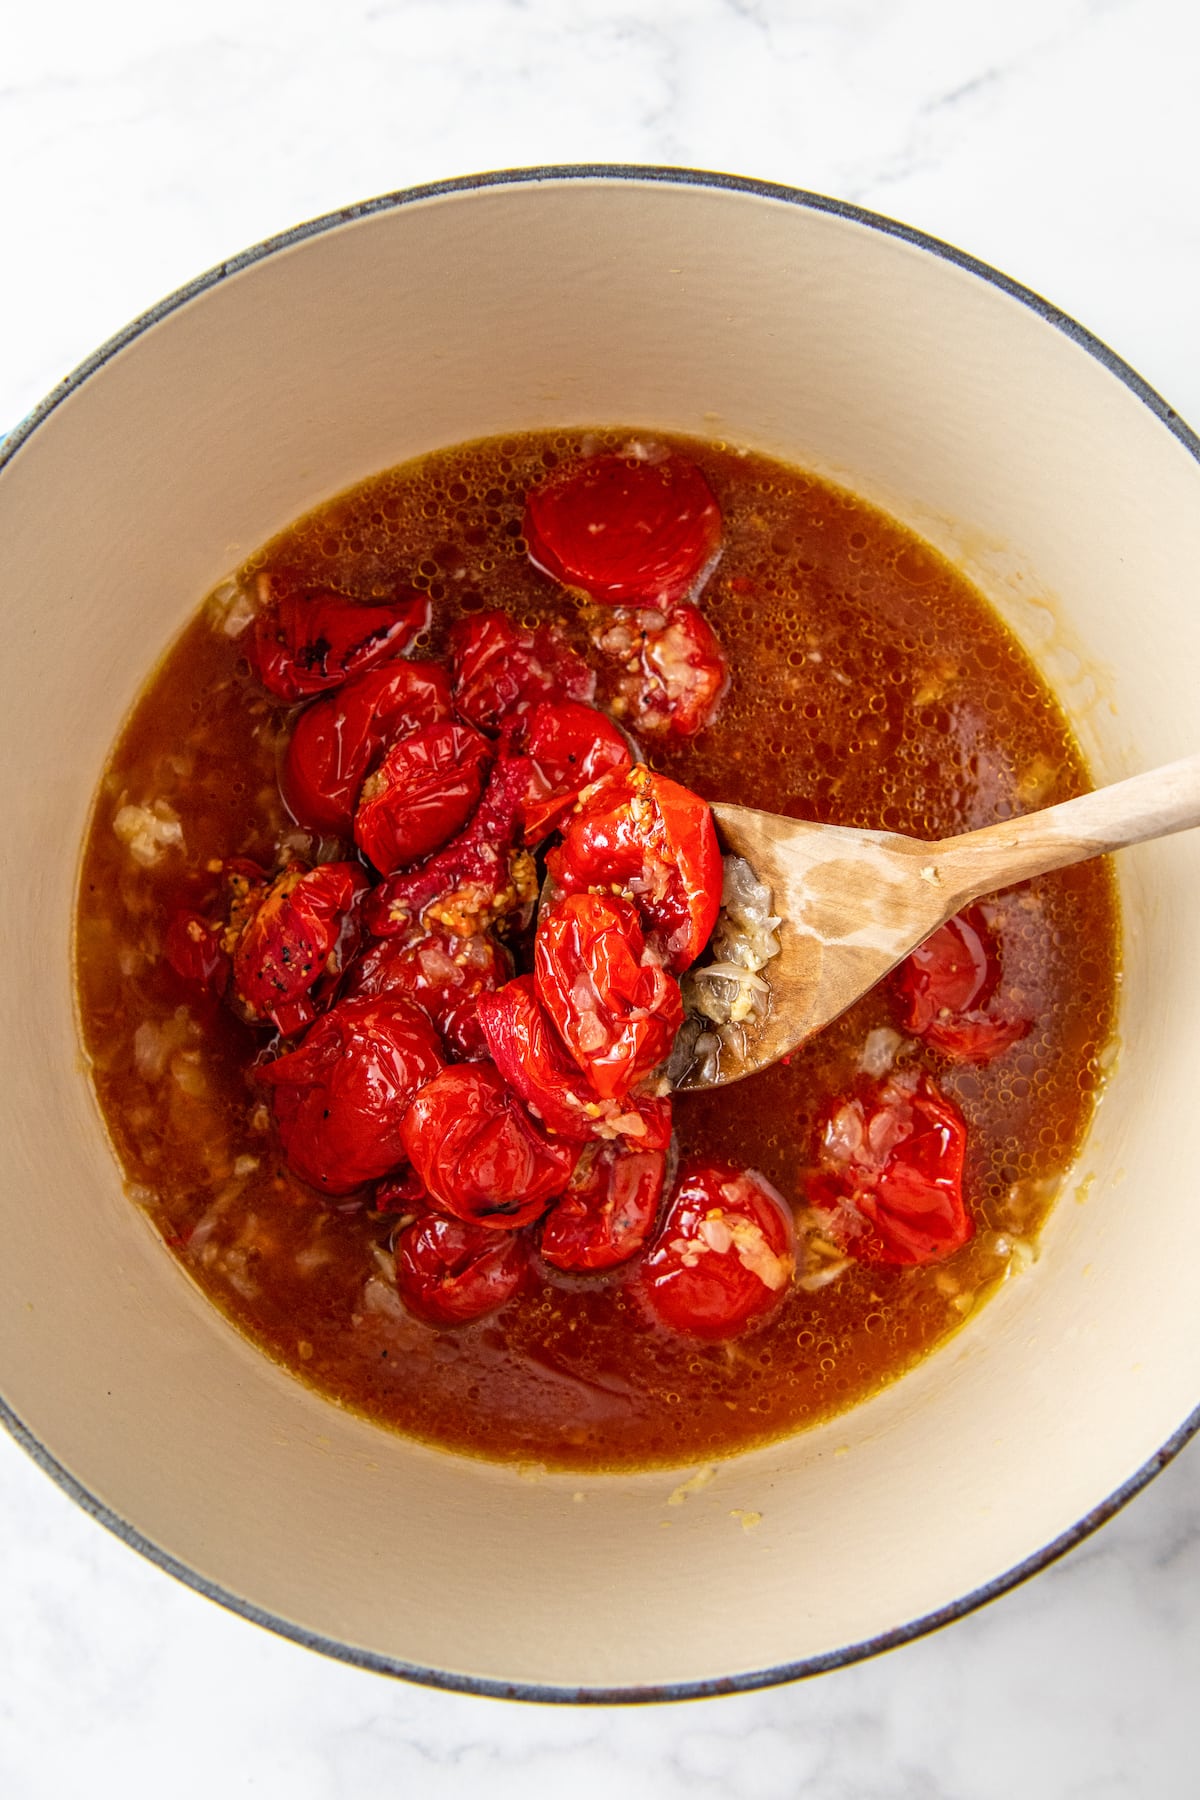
[[3, 0, 1199, 1792]]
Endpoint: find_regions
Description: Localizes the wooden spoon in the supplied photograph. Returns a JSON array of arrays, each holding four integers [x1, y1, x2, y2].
[[678, 753, 1200, 1090]]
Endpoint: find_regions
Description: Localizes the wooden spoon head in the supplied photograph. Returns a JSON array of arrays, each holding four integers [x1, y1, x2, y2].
[[675, 803, 957, 1089]]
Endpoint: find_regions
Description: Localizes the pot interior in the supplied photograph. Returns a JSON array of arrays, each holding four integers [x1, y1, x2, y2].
[[1, 173, 1197, 1695]]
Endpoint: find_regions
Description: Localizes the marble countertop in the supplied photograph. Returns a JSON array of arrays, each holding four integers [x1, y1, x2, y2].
[[3, 1, 1198, 1793]]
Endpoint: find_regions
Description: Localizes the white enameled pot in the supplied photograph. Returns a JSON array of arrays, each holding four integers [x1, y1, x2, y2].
[[1, 168, 1198, 1701]]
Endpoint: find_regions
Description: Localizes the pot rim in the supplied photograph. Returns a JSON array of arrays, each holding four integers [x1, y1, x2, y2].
[[3, 161, 1197, 1705]]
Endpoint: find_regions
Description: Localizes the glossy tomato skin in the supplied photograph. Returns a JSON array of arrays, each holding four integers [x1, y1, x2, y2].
[[540, 1143, 666, 1272], [535, 892, 683, 1100], [231, 860, 368, 1036], [162, 910, 230, 997], [365, 752, 537, 940], [593, 603, 728, 738], [636, 1162, 795, 1341], [250, 571, 429, 701], [401, 1062, 580, 1229], [477, 976, 676, 1149], [547, 764, 721, 972], [256, 996, 446, 1196], [394, 1215, 530, 1326], [517, 699, 632, 843], [353, 720, 492, 873], [449, 610, 595, 734], [523, 452, 723, 608], [344, 924, 512, 1059], [282, 660, 453, 835], [893, 907, 1030, 1064], [808, 1071, 971, 1266]]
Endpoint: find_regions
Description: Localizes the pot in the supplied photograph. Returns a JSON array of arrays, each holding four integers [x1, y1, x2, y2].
[[2, 166, 1197, 1700]]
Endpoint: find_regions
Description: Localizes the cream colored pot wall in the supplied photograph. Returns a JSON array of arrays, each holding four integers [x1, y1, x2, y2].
[[1, 174, 1196, 1695]]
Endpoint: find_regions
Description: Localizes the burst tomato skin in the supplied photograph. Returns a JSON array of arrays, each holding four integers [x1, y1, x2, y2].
[[250, 571, 429, 701], [231, 860, 368, 1036], [353, 720, 492, 874], [807, 1072, 971, 1266], [636, 1162, 795, 1341], [449, 610, 595, 734], [394, 1214, 530, 1325], [477, 974, 602, 1140], [477, 976, 676, 1150], [364, 752, 536, 940], [523, 452, 723, 608], [281, 660, 453, 835], [163, 910, 230, 997], [535, 892, 683, 1101], [256, 996, 446, 1196], [540, 1143, 666, 1272], [595, 603, 728, 738], [517, 699, 632, 843], [894, 907, 1030, 1064], [344, 925, 512, 1060], [547, 765, 721, 972], [401, 1062, 580, 1229]]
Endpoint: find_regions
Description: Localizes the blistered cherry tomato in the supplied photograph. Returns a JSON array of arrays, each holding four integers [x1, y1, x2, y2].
[[365, 752, 536, 940], [477, 975, 676, 1151], [540, 1143, 666, 1272], [893, 907, 1030, 1063], [250, 570, 429, 701], [162, 910, 230, 997], [395, 1214, 530, 1325], [807, 1072, 971, 1266], [257, 996, 445, 1195], [281, 660, 453, 835], [516, 699, 632, 843], [478, 974, 604, 1140], [594, 604, 728, 738], [353, 720, 492, 874], [547, 764, 721, 972], [231, 860, 368, 1036], [401, 1062, 579, 1229], [636, 1162, 795, 1341], [523, 452, 723, 608], [535, 892, 683, 1100], [345, 925, 512, 1059], [448, 610, 595, 734]]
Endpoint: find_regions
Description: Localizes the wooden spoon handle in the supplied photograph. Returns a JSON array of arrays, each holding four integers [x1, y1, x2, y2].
[[927, 752, 1200, 904]]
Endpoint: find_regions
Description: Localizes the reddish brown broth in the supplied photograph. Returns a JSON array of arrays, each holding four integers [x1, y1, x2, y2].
[[75, 429, 1119, 1469]]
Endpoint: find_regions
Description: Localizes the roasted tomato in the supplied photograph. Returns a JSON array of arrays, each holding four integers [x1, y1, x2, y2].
[[162, 910, 230, 997], [540, 1142, 666, 1272], [281, 660, 453, 835], [523, 451, 723, 608], [547, 764, 721, 972], [478, 975, 676, 1150], [365, 753, 537, 940], [250, 570, 429, 702], [448, 610, 595, 734], [636, 1162, 795, 1341], [535, 892, 683, 1100], [893, 906, 1030, 1063], [516, 699, 632, 843], [231, 860, 368, 1035], [353, 720, 492, 874], [807, 1071, 971, 1266], [401, 1061, 580, 1229], [344, 924, 512, 1059], [593, 603, 728, 738], [394, 1214, 531, 1325], [256, 996, 445, 1195]]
